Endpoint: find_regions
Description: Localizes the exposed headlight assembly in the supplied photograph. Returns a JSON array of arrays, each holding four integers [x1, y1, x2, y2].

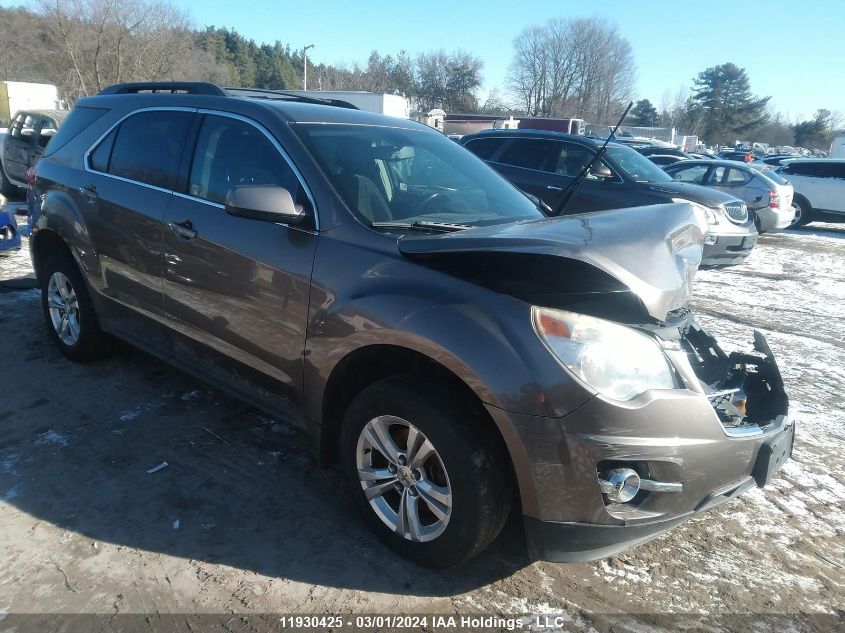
[[532, 307, 677, 401]]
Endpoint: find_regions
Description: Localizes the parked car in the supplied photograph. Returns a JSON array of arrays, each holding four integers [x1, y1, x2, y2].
[[31, 82, 792, 567], [761, 154, 800, 167], [637, 147, 691, 160], [775, 159, 845, 226], [647, 154, 687, 166], [718, 150, 755, 162], [0, 204, 21, 255], [0, 109, 66, 195], [663, 160, 795, 232], [460, 129, 758, 267]]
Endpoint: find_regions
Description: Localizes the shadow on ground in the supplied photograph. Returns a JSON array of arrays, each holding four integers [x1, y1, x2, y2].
[[0, 290, 530, 598]]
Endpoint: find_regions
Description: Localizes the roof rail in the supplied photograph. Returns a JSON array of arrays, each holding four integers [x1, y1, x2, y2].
[[98, 82, 227, 96], [97, 82, 360, 110], [222, 87, 359, 109]]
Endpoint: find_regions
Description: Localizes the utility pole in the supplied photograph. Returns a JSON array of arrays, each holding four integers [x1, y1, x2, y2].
[[303, 44, 315, 91]]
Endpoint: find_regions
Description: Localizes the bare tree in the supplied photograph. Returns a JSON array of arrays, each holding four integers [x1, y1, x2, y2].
[[38, 0, 216, 100], [506, 16, 636, 122]]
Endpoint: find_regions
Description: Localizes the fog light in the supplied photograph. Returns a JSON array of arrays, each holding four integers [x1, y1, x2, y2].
[[704, 233, 718, 245], [599, 468, 641, 503]]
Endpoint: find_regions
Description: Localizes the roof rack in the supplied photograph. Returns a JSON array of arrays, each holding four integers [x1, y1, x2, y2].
[[98, 82, 227, 96], [97, 82, 359, 110], [223, 87, 358, 109]]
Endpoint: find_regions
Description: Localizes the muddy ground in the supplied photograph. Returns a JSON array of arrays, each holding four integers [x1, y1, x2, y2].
[[0, 207, 842, 632]]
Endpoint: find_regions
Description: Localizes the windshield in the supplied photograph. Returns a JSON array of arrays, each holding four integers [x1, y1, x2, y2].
[[293, 124, 543, 227], [605, 144, 673, 182]]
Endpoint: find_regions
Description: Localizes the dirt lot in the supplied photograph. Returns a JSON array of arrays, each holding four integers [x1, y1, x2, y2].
[[0, 208, 842, 632]]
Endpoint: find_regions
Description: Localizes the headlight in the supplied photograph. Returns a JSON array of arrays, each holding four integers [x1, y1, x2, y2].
[[532, 307, 676, 401]]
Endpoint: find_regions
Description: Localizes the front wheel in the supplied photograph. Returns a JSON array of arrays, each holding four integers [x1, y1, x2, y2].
[[340, 376, 513, 567]]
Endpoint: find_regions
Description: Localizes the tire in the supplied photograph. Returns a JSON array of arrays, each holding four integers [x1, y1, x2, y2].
[[0, 161, 19, 197], [790, 198, 813, 227], [40, 251, 113, 362], [340, 375, 513, 567]]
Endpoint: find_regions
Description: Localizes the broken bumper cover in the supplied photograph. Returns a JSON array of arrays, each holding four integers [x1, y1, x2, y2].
[[490, 328, 791, 563]]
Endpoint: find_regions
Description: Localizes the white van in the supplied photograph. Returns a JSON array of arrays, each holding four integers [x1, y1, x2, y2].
[[830, 135, 845, 159]]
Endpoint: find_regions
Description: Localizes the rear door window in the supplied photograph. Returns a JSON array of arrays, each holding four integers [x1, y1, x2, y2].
[[496, 138, 557, 171], [106, 110, 194, 190], [707, 166, 750, 186]]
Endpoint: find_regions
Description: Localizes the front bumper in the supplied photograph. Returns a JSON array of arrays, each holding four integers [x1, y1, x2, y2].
[[701, 229, 757, 266], [487, 328, 791, 563]]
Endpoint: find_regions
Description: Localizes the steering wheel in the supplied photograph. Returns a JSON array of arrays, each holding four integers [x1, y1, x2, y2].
[[416, 191, 452, 213]]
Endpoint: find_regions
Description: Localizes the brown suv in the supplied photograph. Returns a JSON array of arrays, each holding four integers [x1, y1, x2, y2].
[[29, 82, 793, 567]]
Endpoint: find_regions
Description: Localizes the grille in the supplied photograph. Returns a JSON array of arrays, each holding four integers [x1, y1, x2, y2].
[[723, 201, 748, 223]]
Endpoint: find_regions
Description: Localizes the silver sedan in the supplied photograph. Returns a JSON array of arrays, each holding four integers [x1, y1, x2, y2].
[[663, 159, 795, 232]]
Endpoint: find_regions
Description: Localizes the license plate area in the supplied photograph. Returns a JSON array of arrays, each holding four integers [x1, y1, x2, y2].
[[752, 424, 794, 487]]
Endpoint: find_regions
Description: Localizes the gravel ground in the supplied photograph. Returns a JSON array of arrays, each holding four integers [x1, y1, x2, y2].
[[0, 209, 842, 633]]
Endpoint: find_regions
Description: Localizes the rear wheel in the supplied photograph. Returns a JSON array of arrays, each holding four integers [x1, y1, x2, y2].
[[40, 251, 113, 361], [790, 198, 813, 227], [340, 375, 512, 567]]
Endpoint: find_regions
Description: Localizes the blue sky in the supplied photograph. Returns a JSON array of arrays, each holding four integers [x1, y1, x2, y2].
[[12, 0, 844, 120]]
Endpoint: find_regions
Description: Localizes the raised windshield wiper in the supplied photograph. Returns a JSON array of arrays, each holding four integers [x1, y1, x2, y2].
[[370, 220, 472, 233]]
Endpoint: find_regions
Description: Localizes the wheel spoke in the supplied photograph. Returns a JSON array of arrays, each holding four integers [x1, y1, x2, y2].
[[67, 317, 80, 341], [365, 418, 402, 464], [397, 490, 422, 540], [58, 315, 69, 337], [416, 479, 451, 520], [405, 425, 423, 464], [408, 438, 436, 470], [358, 466, 395, 482], [363, 477, 398, 500]]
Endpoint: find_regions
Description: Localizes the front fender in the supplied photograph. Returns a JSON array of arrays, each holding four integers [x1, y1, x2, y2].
[[303, 288, 591, 422]]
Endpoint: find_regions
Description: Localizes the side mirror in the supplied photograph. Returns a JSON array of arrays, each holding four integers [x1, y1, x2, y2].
[[590, 163, 614, 180], [225, 185, 305, 224]]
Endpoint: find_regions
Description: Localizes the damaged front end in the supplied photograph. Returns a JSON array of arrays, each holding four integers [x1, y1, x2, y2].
[[681, 323, 789, 436]]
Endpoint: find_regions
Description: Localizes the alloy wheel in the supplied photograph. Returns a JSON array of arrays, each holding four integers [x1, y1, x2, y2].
[[355, 415, 452, 542], [47, 272, 81, 346]]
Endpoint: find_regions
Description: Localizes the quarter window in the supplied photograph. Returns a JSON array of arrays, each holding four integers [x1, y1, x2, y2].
[[90, 128, 117, 173], [188, 115, 304, 206], [106, 110, 194, 189]]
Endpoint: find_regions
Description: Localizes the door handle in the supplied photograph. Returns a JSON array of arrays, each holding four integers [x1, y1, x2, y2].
[[546, 185, 563, 191], [168, 220, 197, 240], [78, 185, 98, 202]]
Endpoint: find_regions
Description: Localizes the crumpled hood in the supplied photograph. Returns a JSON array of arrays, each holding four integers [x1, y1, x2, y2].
[[398, 203, 708, 321]]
